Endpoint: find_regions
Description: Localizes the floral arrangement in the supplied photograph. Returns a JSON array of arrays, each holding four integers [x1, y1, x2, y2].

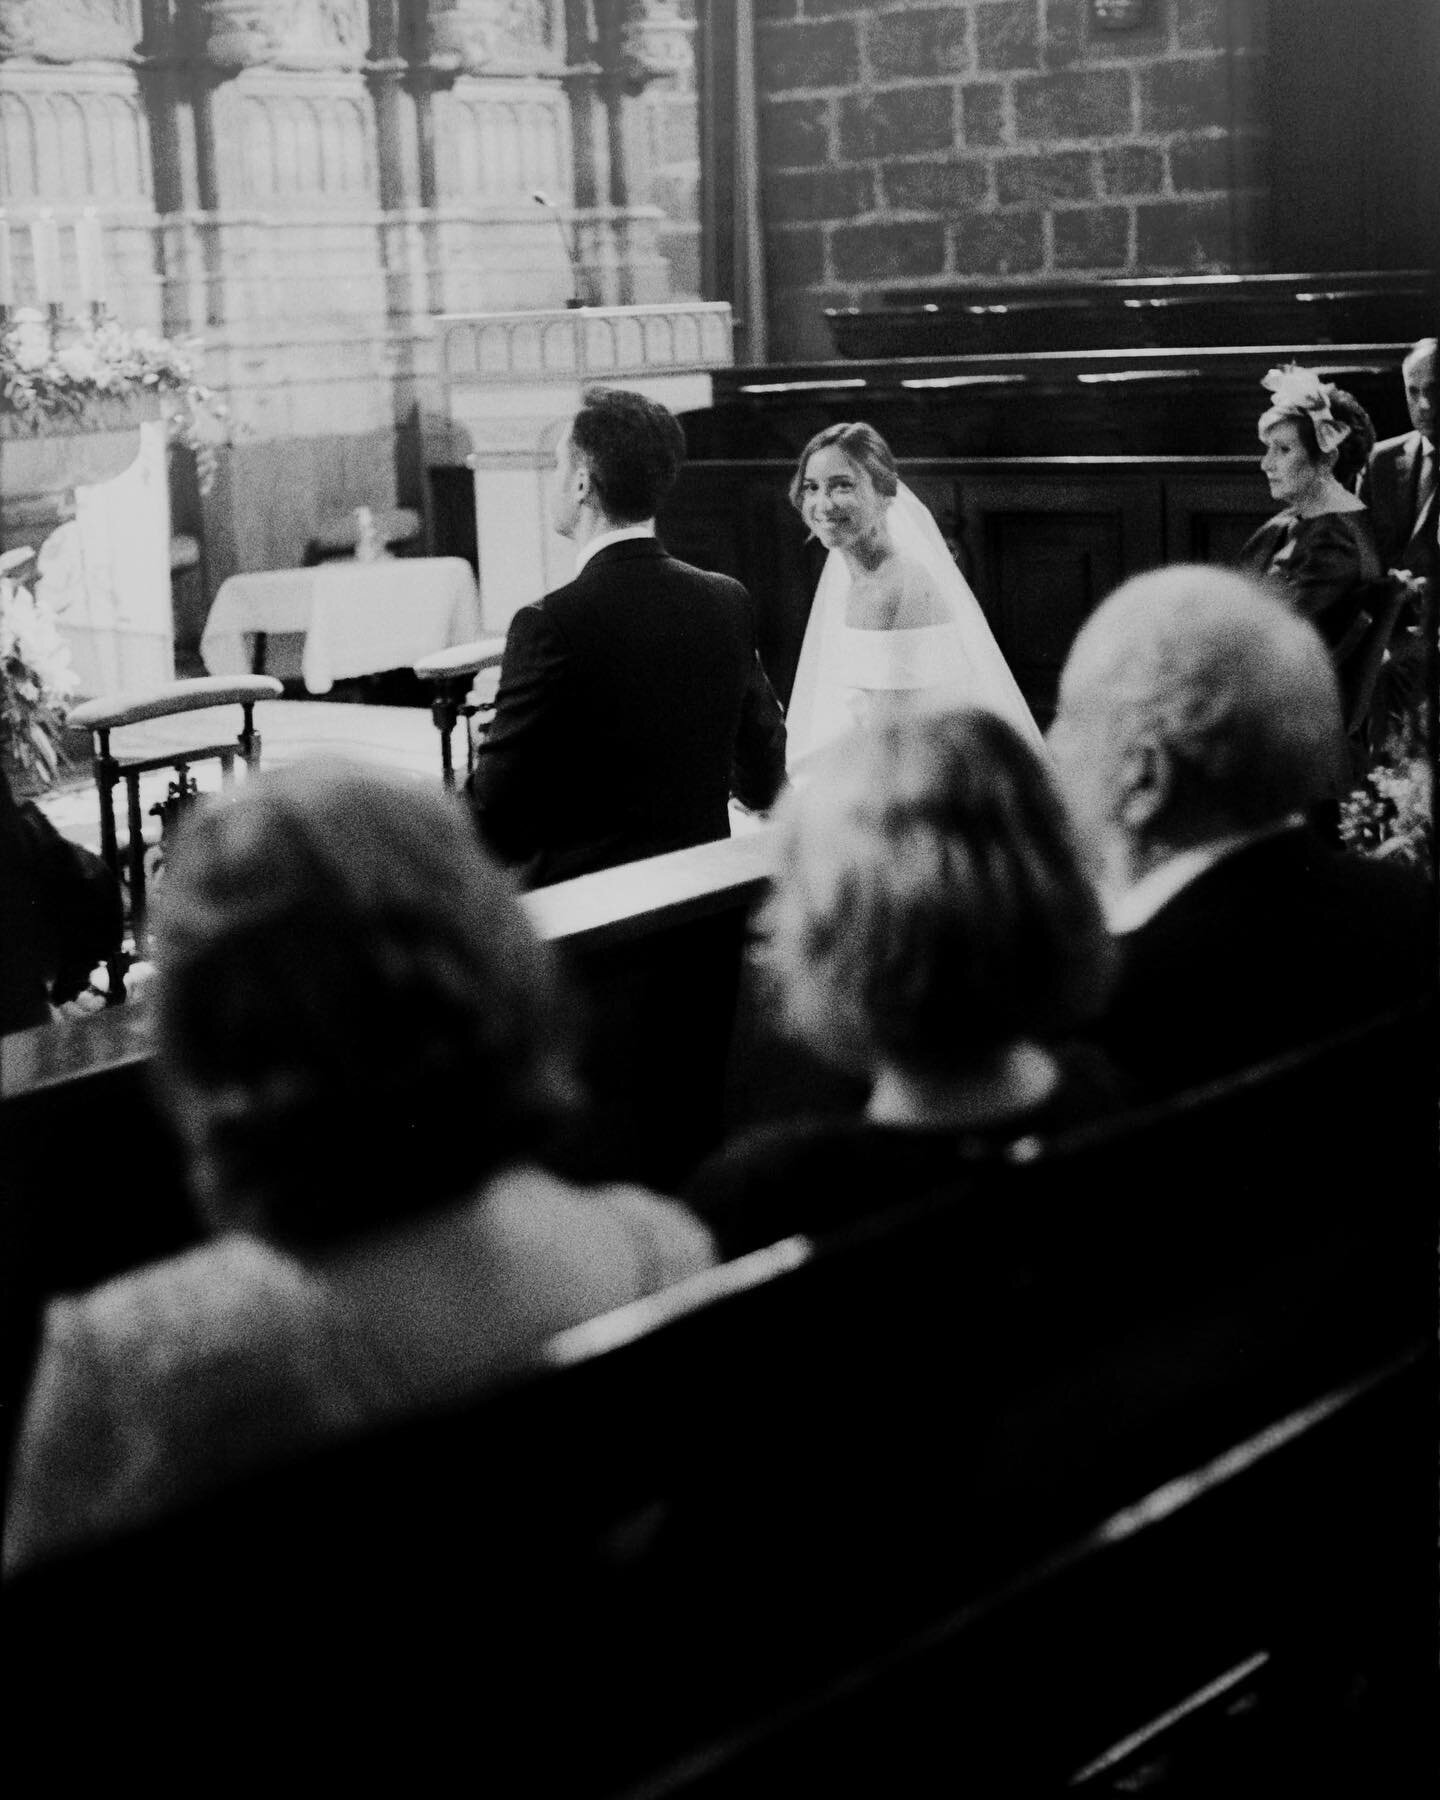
[[1338, 744, 1433, 869], [0, 546, 78, 792], [1, 307, 232, 492]]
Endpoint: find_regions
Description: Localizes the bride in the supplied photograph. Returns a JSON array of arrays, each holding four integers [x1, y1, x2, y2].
[[785, 423, 1041, 768]]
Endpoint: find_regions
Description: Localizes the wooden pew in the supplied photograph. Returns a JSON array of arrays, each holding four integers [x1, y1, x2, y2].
[[3, 1007, 1430, 1791], [688, 344, 1416, 463], [826, 269, 1437, 360]]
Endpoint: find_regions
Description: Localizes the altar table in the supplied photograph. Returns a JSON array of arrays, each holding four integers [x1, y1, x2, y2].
[[200, 557, 482, 693]]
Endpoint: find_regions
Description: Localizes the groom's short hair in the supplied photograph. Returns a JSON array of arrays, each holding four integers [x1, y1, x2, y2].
[[569, 386, 686, 525]]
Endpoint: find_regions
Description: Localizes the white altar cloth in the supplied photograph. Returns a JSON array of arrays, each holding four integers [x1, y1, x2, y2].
[[200, 557, 482, 693]]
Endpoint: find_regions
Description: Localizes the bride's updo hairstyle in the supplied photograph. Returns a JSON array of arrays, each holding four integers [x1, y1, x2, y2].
[[762, 708, 1112, 1079], [150, 759, 581, 1250], [789, 421, 900, 511]]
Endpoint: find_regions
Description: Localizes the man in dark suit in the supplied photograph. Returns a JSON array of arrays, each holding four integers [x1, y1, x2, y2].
[[467, 386, 786, 888], [1361, 336, 1437, 591], [1048, 565, 1432, 1099]]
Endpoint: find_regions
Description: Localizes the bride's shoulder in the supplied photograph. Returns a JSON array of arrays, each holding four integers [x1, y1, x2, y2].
[[848, 552, 950, 629]]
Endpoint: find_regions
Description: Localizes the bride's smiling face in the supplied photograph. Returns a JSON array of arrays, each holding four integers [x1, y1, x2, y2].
[[799, 446, 891, 553]]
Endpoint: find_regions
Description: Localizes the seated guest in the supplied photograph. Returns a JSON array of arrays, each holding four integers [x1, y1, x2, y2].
[[686, 709, 1118, 1258], [1239, 365, 1383, 709], [1047, 567, 1433, 1100], [0, 764, 50, 1036], [467, 386, 786, 887], [0, 765, 123, 1035], [4, 761, 713, 1575]]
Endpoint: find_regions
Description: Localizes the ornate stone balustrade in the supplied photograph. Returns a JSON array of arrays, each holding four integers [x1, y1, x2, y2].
[[439, 300, 732, 389]]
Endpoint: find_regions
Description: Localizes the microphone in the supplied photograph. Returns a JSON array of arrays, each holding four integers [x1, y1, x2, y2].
[[533, 190, 586, 309]]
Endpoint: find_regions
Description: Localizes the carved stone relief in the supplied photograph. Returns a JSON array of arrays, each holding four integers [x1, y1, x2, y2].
[[188, 0, 368, 69], [0, 0, 143, 62], [427, 0, 558, 73], [235, 86, 373, 200], [618, 0, 692, 91], [0, 84, 151, 202], [435, 81, 567, 202], [191, 1, 284, 69], [279, 0, 367, 63]]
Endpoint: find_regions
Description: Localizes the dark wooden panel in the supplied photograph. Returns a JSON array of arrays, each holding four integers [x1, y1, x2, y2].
[[1164, 474, 1275, 566], [692, 347, 1415, 461], [927, 465, 1163, 727]]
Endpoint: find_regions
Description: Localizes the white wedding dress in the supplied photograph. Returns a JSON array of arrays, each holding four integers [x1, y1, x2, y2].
[[785, 483, 1041, 769]]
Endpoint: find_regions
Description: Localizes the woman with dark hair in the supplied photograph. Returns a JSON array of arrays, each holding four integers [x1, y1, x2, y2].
[[4, 760, 713, 1573], [784, 422, 1040, 768], [1239, 366, 1384, 672], [686, 708, 1118, 1257]]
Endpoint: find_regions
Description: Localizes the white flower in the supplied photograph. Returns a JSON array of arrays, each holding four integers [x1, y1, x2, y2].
[[56, 342, 101, 384], [9, 316, 52, 372]]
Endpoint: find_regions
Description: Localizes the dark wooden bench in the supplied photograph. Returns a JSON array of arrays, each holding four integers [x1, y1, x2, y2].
[[4, 1005, 1430, 1791], [826, 269, 1437, 360]]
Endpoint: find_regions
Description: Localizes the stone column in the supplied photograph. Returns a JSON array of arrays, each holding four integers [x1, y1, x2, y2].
[[176, 1, 403, 582], [562, 0, 689, 306]]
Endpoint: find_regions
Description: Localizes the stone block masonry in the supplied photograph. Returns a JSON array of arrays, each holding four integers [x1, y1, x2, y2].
[[757, 0, 1267, 362]]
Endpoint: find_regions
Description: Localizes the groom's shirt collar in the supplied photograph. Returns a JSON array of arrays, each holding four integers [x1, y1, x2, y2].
[[575, 523, 656, 574]]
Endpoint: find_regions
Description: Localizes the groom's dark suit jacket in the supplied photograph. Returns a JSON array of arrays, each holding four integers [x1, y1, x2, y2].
[[1092, 826, 1433, 1100], [1361, 430, 1437, 589], [467, 537, 786, 888]]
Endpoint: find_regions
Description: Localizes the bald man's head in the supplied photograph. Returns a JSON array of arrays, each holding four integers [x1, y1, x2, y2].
[[1048, 566, 1342, 882]]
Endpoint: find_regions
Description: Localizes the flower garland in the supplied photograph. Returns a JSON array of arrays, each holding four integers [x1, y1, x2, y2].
[[0, 546, 79, 792], [1, 307, 232, 492]]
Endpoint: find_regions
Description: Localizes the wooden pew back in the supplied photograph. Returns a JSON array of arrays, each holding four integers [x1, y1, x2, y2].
[[4, 1007, 1429, 1791]]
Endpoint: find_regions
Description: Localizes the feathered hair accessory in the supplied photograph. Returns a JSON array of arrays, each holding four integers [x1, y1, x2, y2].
[[1259, 365, 1350, 454]]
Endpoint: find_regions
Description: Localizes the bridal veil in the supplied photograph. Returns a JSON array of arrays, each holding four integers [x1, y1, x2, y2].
[[785, 483, 1042, 766]]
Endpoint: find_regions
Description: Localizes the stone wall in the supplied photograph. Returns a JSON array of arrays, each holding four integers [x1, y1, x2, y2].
[[0, 0, 700, 596], [755, 0, 1266, 360]]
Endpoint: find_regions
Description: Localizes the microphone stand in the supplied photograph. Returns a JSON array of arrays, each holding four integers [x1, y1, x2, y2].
[[533, 191, 588, 309]]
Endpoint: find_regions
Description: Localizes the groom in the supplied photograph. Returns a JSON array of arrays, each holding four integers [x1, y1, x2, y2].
[[467, 386, 786, 888]]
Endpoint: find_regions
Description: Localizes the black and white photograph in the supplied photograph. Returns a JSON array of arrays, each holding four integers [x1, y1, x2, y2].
[[1, 1, 1436, 1789]]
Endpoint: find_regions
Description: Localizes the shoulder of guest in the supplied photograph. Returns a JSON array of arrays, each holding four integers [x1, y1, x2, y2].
[[1369, 430, 1419, 461], [1240, 510, 1291, 552], [46, 1234, 309, 1362]]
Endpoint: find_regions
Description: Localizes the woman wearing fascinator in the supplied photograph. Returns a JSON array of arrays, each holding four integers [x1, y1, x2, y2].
[[784, 423, 1041, 770], [1239, 365, 1384, 672]]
